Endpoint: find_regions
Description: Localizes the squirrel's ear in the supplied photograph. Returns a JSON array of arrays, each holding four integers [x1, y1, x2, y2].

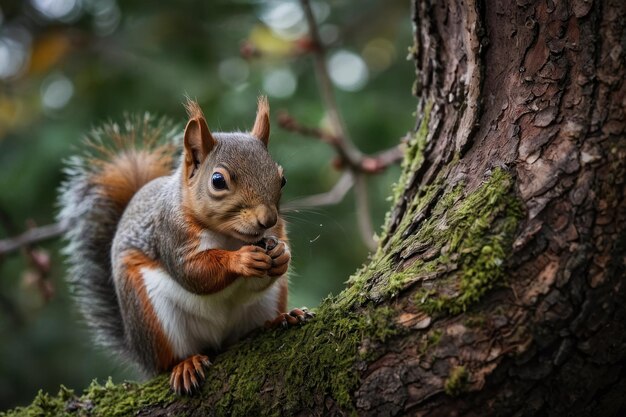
[[251, 96, 270, 147], [183, 98, 215, 179]]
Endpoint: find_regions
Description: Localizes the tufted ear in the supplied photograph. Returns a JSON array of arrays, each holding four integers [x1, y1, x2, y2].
[[183, 98, 215, 179], [251, 96, 270, 147]]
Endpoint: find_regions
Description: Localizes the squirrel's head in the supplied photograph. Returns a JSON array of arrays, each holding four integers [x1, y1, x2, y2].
[[181, 97, 285, 243]]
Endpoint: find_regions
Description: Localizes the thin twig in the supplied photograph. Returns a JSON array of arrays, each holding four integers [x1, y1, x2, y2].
[[283, 171, 354, 210], [279, 111, 405, 174], [360, 145, 405, 173], [300, 0, 362, 165], [277, 111, 340, 146], [0, 222, 67, 256], [21, 219, 55, 302], [297, 0, 387, 251]]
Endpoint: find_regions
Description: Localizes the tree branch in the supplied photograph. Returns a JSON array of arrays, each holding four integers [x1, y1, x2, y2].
[[0, 222, 67, 256], [299, 0, 362, 165], [283, 171, 354, 210]]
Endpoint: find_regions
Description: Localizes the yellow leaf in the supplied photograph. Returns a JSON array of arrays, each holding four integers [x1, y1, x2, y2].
[[28, 32, 72, 75]]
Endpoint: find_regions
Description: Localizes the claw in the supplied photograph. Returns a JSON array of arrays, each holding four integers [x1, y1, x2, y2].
[[266, 307, 315, 329], [301, 307, 315, 319], [169, 354, 211, 396]]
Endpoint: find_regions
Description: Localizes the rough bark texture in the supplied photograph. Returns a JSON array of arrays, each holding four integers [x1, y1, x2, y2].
[[3, 1, 625, 416]]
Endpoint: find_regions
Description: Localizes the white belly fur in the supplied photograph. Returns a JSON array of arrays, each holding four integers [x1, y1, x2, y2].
[[141, 228, 281, 359], [142, 267, 280, 359]]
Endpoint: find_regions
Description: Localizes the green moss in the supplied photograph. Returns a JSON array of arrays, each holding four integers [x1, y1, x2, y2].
[[9, 391, 65, 417], [418, 329, 442, 355], [464, 314, 486, 328], [212, 303, 397, 416], [392, 102, 431, 203], [444, 366, 469, 397], [2, 303, 397, 417], [341, 167, 521, 317], [412, 169, 523, 315], [1, 377, 176, 417], [82, 376, 174, 416], [338, 104, 438, 308]]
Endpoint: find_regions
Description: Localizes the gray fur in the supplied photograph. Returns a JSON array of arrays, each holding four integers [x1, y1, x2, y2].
[[57, 115, 179, 366], [57, 155, 128, 357]]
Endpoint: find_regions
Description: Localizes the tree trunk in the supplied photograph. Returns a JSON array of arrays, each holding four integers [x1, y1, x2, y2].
[[3, 1, 625, 416]]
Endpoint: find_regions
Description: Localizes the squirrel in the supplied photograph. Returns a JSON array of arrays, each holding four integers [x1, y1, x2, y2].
[[57, 96, 312, 395]]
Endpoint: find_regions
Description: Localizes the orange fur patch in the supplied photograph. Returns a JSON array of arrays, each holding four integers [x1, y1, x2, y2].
[[92, 148, 173, 210], [182, 248, 240, 294], [182, 210, 206, 240], [122, 250, 176, 371]]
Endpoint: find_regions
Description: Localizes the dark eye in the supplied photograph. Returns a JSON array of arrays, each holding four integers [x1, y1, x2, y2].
[[211, 172, 228, 190], [281, 176, 287, 188]]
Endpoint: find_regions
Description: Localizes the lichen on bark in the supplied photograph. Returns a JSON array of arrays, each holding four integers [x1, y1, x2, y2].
[[410, 168, 523, 315]]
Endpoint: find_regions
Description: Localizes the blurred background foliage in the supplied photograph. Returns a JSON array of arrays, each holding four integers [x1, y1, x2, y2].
[[0, 0, 415, 409]]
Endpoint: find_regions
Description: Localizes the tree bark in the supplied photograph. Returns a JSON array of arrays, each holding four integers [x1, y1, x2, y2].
[[3, 1, 625, 416]]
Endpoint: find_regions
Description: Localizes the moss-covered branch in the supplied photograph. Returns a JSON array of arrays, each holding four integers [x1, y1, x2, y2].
[[2, 299, 399, 416]]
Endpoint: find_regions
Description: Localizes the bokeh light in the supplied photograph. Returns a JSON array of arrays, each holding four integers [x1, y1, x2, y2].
[[263, 67, 297, 98], [31, 0, 82, 21], [85, 0, 121, 36], [327, 50, 369, 92], [0, 26, 31, 80], [318, 23, 339, 45], [362, 38, 396, 73], [260, 2, 306, 40], [40, 73, 74, 111], [260, 0, 330, 41], [218, 57, 250, 88]]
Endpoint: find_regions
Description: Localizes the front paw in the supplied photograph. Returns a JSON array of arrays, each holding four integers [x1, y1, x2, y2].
[[267, 241, 290, 277], [233, 245, 272, 277]]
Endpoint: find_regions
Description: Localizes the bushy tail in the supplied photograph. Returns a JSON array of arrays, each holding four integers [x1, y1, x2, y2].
[[57, 114, 178, 355]]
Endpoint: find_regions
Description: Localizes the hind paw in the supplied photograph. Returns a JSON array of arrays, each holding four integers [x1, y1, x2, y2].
[[265, 307, 315, 329], [169, 354, 211, 395]]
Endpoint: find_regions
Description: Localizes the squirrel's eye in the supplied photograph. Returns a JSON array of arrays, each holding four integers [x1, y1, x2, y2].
[[211, 172, 228, 190], [281, 176, 287, 188]]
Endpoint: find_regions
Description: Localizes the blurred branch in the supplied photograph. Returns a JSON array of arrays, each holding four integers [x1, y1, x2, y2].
[[361, 144, 406, 173], [300, 0, 362, 165], [284, 171, 354, 210], [0, 216, 63, 303], [0, 222, 66, 256], [278, 111, 405, 174], [277, 111, 340, 147]]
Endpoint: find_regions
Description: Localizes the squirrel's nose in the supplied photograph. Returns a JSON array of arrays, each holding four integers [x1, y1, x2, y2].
[[256, 206, 277, 229]]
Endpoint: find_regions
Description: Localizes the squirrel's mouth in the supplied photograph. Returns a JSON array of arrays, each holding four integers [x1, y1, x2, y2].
[[232, 228, 263, 243]]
